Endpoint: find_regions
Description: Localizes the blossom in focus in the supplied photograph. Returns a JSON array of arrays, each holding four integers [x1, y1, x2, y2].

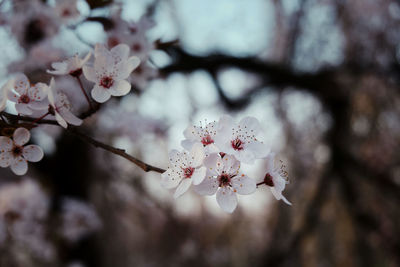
[[215, 116, 270, 164], [181, 120, 220, 155], [161, 143, 207, 198], [47, 52, 91, 76], [7, 74, 48, 115], [48, 78, 82, 128], [261, 153, 291, 205], [0, 79, 13, 111], [0, 128, 44, 175], [60, 198, 102, 243], [194, 153, 256, 213], [83, 44, 140, 103]]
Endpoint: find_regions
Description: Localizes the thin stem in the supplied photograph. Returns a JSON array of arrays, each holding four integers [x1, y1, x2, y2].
[[76, 76, 93, 110], [32, 112, 50, 124], [256, 181, 265, 187]]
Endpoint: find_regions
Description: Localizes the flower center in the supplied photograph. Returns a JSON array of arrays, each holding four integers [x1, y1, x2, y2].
[[12, 145, 23, 157], [264, 173, 274, 187], [183, 167, 195, 178], [231, 138, 244, 150], [218, 173, 232, 187], [108, 37, 120, 48], [132, 43, 142, 52], [100, 76, 114, 89], [18, 94, 30, 104], [69, 68, 82, 77], [201, 135, 214, 146]]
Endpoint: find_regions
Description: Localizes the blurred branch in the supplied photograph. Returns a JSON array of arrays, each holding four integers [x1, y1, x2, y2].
[[0, 111, 166, 174]]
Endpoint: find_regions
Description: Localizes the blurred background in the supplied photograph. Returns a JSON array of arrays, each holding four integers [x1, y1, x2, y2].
[[0, 0, 400, 266]]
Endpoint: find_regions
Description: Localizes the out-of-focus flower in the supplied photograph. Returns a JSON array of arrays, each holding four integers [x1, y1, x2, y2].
[[54, 0, 81, 24], [215, 116, 270, 164], [7, 74, 48, 115], [194, 153, 256, 213], [0, 79, 13, 111], [60, 198, 102, 243], [129, 62, 158, 90], [48, 78, 82, 128], [161, 143, 207, 198], [83, 44, 140, 103], [181, 120, 220, 155], [261, 153, 291, 205], [0, 128, 44, 175], [47, 52, 91, 76]]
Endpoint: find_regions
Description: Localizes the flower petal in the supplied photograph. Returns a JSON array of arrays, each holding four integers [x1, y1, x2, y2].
[[216, 187, 237, 213], [82, 66, 97, 82], [114, 56, 141, 80], [7, 90, 19, 102], [0, 151, 13, 167], [55, 112, 68, 128], [15, 103, 32, 115], [161, 168, 181, 189], [28, 83, 47, 101], [59, 109, 82, 126], [221, 154, 240, 175], [189, 143, 205, 167], [191, 166, 206, 185], [231, 175, 256, 195], [91, 85, 111, 103], [173, 178, 192, 199], [246, 141, 270, 159], [111, 44, 130, 61], [0, 136, 13, 152], [203, 153, 223, 176], [13, 128, 30, 146], [271, 187, 292, 205], [10, 157, 28, 175], [13, 74, 29, 95], [0, 79, 13, 111], [22, 145, 43, 162], [108, 80, 131, 97], [238, 116, 261, 136], [193, 175, 219, 195]]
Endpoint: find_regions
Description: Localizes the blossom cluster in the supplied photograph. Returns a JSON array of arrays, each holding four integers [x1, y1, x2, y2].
[[161, 116, 291, 213]]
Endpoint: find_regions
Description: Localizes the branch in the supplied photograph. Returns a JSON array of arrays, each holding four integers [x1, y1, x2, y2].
[[0, 112, 166, 174]]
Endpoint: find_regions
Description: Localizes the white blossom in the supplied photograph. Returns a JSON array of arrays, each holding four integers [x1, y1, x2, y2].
[[48, 78, 82, 128], [83, 44, 140, 103], [161, 143, 207, 198], [0, 79, 13, 111], [47, 52, 91, 76], [194, 153, 256, 213], [7, 74, 48, 115], [261, 153, 291, 205], [54, 0, 81, 24], [181, 120, 220, 155], [0, 128, 44, 175], [215, 115, 270, 164]]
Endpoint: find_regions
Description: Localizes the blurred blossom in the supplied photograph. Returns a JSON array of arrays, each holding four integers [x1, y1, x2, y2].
[[60, 198, 102, 243]]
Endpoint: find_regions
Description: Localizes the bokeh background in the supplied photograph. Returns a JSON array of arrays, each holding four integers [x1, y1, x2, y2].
[[1, 0, 400, 266]]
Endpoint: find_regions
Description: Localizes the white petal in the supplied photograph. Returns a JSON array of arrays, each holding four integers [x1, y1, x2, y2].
[[22, 145, 43, 162], [111, 44, 130, 61], [7, 90, 19, 102], [191, 166, 206, 185], [13, 74, 29, 95], [173, 178, 192, 199], [203, 153, 223, 176], [55, 112, 68, 128], [10, 157, 28, 175], [216, 187, 237, 213], [271, 187, 292, 205], [221, 154, 240, 175], [238, 116, 261, 135], [0, 136, 13, 152], [246, 141, 270, 159], [13, 128, 30, 146], [91, 85, 111, 103], [81, 52, 92, 65], [168, 150, 182, 166], [193, 175, 219, 195], [0, 151, 13, 167], [15, 103, 32, 115], [28, 83, 47, 101], [94, 43, 110, 59], [272, 174, 287, 193], [0, 79, 13, 111], [181, 139, 196, 151], [82, 66, 97, 82], [58, 109, 82, 126], [231, 175, 256, 195], [161, 168, 181, 189], [236, 148, 256, 164], [108, 80, 131, 97], [115, 56, 141, 80], [189, 143, 205, 167]]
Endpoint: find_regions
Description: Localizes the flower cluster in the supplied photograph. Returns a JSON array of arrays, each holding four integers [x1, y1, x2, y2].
[[161, 116, 291, 213]]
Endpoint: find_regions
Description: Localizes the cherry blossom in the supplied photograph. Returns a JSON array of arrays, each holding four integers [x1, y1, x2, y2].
[[161, 143, 207, 198], [194, 153, 256, 213], [0, 79, 13, 111], [181, 120, 220, 154], [54, 0, 81, 24], [215, 115, 270, 164], [48, 78, 82, 128], [7, 74, 48, 115], [0, 128, 44, 175], [47, 52, 91, 76], [261, 153, 291, 205], [82, 44, 140, 103]]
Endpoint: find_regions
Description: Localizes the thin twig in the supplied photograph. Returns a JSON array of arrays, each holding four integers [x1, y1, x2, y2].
[[76, 76, 94, 110]]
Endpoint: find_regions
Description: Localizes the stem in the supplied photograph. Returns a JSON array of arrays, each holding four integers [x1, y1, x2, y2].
[[76, 76, 93, 110], [32, 112, 50, 124], [256, 181, 265, 187]]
